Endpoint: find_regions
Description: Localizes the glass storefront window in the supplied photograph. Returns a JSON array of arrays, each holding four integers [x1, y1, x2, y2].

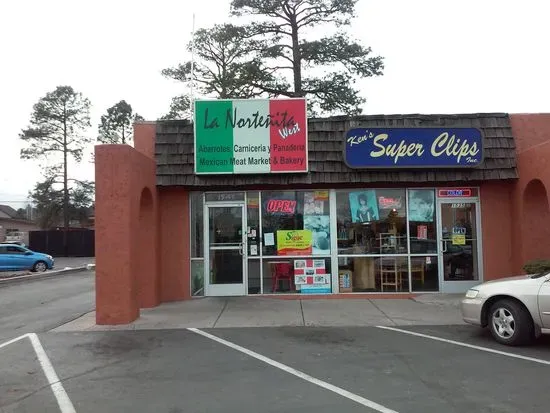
[[338, 256, 408, 292], [408, 189, 437, 254], [262, 257, 332, 294], [410, 256, 439, 291], [196, 187, 480, 295], [247, 192, 260, 257], [190, 192, 203, 258], [336, 189, 407, 255], [248, 260, 261, 294], [191, 260, 204, 296], [261, 190, 331, 256]]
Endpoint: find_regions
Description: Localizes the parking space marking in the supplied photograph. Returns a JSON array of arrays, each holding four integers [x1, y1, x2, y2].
[[0, 333, 29, 349], [188, 328, 399, 413], [377, 326, 550, 366], [0, 333, 76, 413]]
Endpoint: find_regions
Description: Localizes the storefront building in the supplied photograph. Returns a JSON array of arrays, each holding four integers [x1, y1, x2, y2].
[[94, 104, 550, 324]]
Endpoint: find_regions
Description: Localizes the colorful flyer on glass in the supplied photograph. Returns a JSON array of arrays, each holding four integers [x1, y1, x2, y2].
[[349, 190, 379, 223], [276, 230, 312, 255], [303, 215, 330, 255], [408, 190, 435, 222], [293, 258, 330, 293], [303, 192, 324, 215]]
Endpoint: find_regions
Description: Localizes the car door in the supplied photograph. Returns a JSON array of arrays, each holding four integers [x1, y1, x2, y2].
[[538, 276, 550, 328], [0, 246, 7, 269], [5, 245, 30, 270]]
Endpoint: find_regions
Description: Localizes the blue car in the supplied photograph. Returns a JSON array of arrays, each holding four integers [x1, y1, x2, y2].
[[0, 243, 54, 272]]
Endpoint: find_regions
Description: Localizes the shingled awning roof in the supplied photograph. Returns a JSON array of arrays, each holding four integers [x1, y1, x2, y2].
[[155, 113, 517, 187]]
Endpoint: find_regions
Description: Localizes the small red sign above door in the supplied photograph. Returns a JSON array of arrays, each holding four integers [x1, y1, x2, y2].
[[438, 188, 477, 198]]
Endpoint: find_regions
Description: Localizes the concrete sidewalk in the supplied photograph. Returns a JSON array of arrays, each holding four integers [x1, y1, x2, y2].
[[53, 295, 465, 332]]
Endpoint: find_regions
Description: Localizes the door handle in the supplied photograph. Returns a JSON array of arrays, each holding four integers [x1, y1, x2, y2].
[[441, 240, 448, 253]]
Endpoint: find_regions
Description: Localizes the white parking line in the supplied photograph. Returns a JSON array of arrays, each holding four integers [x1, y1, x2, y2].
[[0, 333, 76, 413], [188, 327, 399, 413], [0, 333, 29, 349], [376, 326, 550, 366]]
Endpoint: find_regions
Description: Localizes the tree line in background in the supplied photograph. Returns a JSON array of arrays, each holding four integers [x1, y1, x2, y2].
[[161, 0, 384, 119], [18, 0, 385, 252], [19, 86, 142, 253]]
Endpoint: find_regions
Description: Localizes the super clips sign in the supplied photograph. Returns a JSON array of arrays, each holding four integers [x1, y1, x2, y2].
[[344, 128, 484, 169], [194, 98, 308, 174]]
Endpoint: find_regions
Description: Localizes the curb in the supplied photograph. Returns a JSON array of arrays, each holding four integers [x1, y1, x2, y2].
[[0, 265, 94, 287]]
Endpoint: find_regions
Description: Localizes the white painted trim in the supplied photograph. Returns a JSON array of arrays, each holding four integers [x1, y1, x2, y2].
[[258, 191, 264, 294], [437, 198, 483, 293], [329, 189, 339, 293], [204, 204, 247, 296]]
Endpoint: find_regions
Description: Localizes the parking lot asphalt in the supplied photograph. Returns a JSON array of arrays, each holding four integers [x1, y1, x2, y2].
[[1, 326, 549, 413]]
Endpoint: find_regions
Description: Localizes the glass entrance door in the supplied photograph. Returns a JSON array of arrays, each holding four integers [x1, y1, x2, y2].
[[438, 200, 482, 293], [204, 204, 246, 296]]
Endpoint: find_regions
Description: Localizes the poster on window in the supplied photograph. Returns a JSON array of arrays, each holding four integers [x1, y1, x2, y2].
[[377, 190, 406, 216], [349, 190, 379, 223], [294, 259, 330, 294], [303, 192, 324, 215], [276, 230, 312, 255], [408, 190, 435, 222], [303, 215, 330, 255], [417, 225, 428, 240]]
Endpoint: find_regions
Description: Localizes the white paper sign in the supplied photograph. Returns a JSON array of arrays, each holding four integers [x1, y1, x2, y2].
[[250, 245, 258, 256], [264, 232, 275, 246]]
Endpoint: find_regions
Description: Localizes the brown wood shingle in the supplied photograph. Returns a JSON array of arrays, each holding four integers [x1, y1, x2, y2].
[[155, 113, 518, 187]]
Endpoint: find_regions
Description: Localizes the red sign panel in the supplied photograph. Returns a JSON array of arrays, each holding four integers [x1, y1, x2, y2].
[[269, 98, 308, 172]]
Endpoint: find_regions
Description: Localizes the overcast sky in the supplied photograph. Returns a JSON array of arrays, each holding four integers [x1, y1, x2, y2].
[[1, 0, 549, 208]]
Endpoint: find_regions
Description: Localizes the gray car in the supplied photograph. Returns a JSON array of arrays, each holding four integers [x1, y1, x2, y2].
[[461, 272, 550, 346]]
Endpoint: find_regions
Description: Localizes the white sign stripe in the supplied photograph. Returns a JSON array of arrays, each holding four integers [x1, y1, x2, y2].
[[376, 325, 550, 366], [188, 328, 399, 413], [232, 99, 271, 173]]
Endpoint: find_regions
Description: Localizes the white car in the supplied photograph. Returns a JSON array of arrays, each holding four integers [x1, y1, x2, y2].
[[461, 272, 550, 346]]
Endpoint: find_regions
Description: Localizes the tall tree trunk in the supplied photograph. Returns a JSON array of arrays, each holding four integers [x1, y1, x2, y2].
[[290, 18, 302, 96], [122, 124, 126, 144], [63, 109, 69, 257]]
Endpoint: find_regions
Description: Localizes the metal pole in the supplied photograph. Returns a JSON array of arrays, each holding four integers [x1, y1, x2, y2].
[[190, 12, 196, 119]]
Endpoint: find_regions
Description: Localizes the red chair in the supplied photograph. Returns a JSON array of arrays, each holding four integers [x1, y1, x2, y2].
[[271, 262, 294, 293]]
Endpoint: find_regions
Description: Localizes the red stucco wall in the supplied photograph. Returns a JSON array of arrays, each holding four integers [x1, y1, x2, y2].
[[158, 187, 190, 301], [133, 121, 156, 159], [480, 182, 515, 280], [510, 113, 550, 154], [95, 144, 159, 324], [510, 114, 550, 273]]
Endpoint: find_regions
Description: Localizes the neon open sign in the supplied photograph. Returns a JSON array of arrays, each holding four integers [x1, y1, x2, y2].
[[266, 199, 297, 214], [438, 188, 472, 197]]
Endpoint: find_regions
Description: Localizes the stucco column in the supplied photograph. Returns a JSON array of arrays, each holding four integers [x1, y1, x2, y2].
[[95, 145, 139, 324]]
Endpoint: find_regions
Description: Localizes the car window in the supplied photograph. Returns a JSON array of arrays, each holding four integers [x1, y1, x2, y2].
[[0, 246, 7, 254], [6, 246, 25, 254]]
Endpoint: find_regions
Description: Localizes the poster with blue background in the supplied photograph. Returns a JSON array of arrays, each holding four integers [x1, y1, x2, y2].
[[349, 190, 379, 223], [344, 128, 483, 168]]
